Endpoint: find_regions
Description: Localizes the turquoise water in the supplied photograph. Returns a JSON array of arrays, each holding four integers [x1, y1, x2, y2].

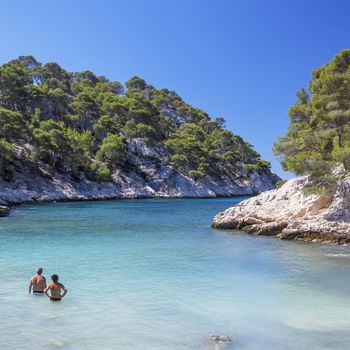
[[1, 198, 350, 350]]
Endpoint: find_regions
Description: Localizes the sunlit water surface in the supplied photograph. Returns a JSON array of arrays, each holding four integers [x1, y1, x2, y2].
[[0, 198, 350, 350]]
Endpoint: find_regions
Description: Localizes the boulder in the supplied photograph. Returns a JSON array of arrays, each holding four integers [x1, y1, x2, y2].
[[0, 205, 10, 217]]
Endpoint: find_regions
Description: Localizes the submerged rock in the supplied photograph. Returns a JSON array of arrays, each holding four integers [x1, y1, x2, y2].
[[208, 335, 232, 349], [208, 335, 232, 343], [212, 171, 350, 244]]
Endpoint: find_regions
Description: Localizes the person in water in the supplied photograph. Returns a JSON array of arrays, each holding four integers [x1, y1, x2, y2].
[[44, 274, 68, 301], [28, 267, 47, 294]]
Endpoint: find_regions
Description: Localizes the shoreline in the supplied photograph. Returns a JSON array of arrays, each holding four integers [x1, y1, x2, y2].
[[0, 193, 253, 217], [0, 167, 276, 216]]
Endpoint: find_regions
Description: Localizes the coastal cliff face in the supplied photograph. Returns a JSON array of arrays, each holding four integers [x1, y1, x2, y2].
[[0, 138, 279, 210], [0, 56, 280, 215], [212, 172, 350, 244]]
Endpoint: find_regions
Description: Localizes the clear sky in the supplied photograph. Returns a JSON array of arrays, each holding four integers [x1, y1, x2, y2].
[[1, 0, 350, 178]]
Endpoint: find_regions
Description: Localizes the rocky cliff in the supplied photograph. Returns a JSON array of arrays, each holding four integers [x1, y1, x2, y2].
[[0, 138, 279, 214], [212, 171, 350, 244]]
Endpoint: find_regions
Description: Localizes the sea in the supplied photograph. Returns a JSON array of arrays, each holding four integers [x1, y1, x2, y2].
[[0, 198, 349, 349]]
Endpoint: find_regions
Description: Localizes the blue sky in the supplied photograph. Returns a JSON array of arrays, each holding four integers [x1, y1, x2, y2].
[[1, 0, 350, 178]]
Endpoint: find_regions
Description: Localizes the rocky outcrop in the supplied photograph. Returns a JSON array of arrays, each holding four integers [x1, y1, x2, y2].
[[212, 171, 350, 244], [0, 205, 10, 217], [0, 139, 279, 212], [207, 335, 232, 350]]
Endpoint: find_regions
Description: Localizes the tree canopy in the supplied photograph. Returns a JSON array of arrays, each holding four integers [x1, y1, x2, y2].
[[274, 49, 350, 187]]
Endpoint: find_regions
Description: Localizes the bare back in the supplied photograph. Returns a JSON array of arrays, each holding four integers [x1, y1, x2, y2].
[[46, 282, 66, 298], [31, 274, 46, 292]]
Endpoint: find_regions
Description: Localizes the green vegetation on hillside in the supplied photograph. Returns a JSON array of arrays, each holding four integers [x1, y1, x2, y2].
[[0, 55, 270, 182], [274, 49, 350, 187]]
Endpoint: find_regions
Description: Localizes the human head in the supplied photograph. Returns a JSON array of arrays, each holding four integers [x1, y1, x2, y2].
[[51, 274, 59, 283], [36, 267, 43, 275]]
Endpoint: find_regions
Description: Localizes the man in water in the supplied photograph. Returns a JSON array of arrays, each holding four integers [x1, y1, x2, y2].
[[44, 274, 68, 301], [28, 267, 47, 294]]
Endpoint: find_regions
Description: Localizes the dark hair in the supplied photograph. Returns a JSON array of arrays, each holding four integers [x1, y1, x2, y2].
[[37, 267, 43, 275], [51, 274, 59, 282]]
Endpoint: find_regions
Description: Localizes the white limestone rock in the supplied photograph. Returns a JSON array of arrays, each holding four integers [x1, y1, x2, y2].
[[212, 172, 350, 244], [0, 139, 279, 213]]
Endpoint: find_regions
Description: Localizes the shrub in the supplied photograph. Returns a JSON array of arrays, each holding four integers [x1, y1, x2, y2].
[[95, 164, 112, 182], [189, 170, 206, 180], [89, 161, 111, 182], [275, 180, 287, 189]]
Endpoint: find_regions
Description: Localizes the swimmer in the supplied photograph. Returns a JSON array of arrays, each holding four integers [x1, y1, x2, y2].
[[28, 267, 47, 294], [44, 274, 67, 301]]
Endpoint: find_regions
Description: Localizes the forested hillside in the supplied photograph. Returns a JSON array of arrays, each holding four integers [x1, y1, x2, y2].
[[0, 56, 279, 204], [0, 56, 273, 184], [274, 50, 350, 189]]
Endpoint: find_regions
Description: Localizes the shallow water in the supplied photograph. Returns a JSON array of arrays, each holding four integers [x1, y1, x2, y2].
[[0, 198, 350, 350]]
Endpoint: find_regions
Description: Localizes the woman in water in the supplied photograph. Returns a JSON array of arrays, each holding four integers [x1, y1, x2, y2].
[[44, 274, 68, 301]]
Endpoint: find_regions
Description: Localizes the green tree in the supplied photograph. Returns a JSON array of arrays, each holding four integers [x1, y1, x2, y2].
[[66, 129, 94, 176], [164, 124, 208, 174], [0, 61, 31, 112], [126, 90, 159, 125], [32, 120, 70, 168], [0, 139, 16, 181], [96, 134, 126, 167], [100, 93, 129, 125], [0, 139, 15, 163], [274, 49, 350, 186], [0, 107, 28, 141], [136, 123, 155, 137], [123, 120, 138, 139], [89, 161, 111, 182], [70, 90, 100, 130], [40, 62, 71, 91], [93, 115, 119, 140], [125, 76, 147, 91]]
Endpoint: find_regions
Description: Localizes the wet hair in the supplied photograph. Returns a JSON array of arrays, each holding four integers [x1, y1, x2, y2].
[[37, 267, 43, 275], [51, 274, 59, 283]]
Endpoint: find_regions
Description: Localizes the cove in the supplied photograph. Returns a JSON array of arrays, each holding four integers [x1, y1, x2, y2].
[[0, 198, 350, 349]]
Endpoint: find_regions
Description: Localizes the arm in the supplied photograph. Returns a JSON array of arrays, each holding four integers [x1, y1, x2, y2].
[[28, 279, 33, 293], [44, 285, 50, 298], [61, 284, 68, 298]]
